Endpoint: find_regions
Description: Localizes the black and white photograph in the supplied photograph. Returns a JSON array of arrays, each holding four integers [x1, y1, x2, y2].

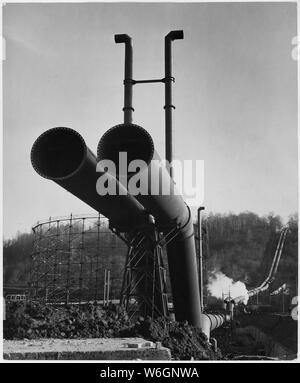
[[1, 0, 298, 365]]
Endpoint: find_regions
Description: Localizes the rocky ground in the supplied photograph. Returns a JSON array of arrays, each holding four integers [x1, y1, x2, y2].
[[237, 313, 298, 353], [212, 313, 297, 359], [4, 301, 222, 360], [5, 302, 296, 360]]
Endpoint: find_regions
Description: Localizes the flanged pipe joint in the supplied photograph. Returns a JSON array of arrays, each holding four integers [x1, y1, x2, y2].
[[199, 313, 231, 340]]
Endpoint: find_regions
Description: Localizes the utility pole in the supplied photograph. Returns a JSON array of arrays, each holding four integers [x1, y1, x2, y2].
[[103, 269, 111, 306]]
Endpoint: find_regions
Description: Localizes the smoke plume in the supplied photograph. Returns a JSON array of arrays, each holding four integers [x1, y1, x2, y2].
[[207, 270, 249, 304]]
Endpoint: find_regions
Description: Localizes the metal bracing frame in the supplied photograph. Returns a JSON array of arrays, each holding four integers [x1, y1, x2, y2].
[[112, 220, 182, 320]]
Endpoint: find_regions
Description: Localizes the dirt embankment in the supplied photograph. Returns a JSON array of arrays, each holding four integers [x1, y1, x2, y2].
[[212, 313, 297, 359], [4, 302, 222, 360], [237, 313, 297, 353]]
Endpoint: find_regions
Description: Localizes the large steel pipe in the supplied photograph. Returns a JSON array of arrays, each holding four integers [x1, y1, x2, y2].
[[248, 227, 288, 297], [199, 314, 231, 339], [97, 123, 202, 326], [31, 127, 148, 232]]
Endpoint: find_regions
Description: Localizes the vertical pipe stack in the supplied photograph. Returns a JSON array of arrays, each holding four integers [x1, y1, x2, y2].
[[115, 34, 134, 124], [164, 30, 184, 178]]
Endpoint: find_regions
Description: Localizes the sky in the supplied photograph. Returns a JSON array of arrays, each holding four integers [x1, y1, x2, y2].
[[2, 2, 298, 239]]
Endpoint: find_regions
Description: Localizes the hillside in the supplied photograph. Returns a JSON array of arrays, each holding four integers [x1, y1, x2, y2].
[[3, 212, 298, 301]]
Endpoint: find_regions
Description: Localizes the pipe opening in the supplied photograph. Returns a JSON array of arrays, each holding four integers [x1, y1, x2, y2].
[[31, 127, 86, 180], [97, 123, 154, 176]]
